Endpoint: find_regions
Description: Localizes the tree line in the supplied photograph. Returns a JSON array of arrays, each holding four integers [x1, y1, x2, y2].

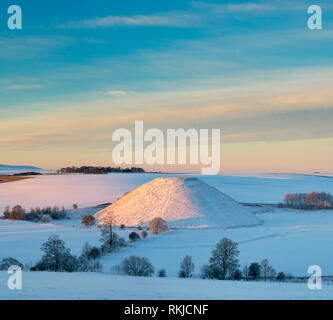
[[57, 166, 145, 174], [282, 192, 333, 210], [2, 205, 67, 222]]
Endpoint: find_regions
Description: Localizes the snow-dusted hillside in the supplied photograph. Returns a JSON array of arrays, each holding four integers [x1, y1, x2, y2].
[[95, 177, 261, 228]]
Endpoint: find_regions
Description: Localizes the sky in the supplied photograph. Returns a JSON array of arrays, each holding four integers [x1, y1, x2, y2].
[[0, 0, 333, 173]]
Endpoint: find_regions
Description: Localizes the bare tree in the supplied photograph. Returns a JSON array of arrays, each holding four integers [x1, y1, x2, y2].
[[141, 230, 148, 238], [248, 262, 261, 280], [100, 214, 114, 247], [261, 259, 276, 281], [120, 256, 154, 277], [82, 214, 96, 227], [148, 217, 169, 234], [178, 256, 195, 278], [242, 264, 250, 281], [99, 213, 125, 254], [10, 205, 26, 220], [208, 238, 239, 280], [3, 206, 10, 219], [36, 235, 78, 272]]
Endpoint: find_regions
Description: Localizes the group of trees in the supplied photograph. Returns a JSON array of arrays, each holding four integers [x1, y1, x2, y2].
[[34, 235, 102, 272], [113, 239, 284, 281], [57, 166, 145, 174], [2, 205, 67, 222], [12, 172, 42, 176], [82, 214, 168, 242], [79, 217, 288, 281], [283, 192, 333, 210], [200, 238, 284, 282], [3, 205, 25, 221], [1, 204, 292, 282], [31, 213, 136, 272], [99, 216, 166, 245], [114, 255, 194, 278], [1, 232, 290, 283], [2, 208, 171, 275], [29, 213, 135, 272], [242, 260, 278, 281]]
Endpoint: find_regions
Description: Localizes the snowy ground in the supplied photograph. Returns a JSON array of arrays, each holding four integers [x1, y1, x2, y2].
[[1, 207, 333, 278], [1, 173, 333, 299], [1, 272, 332, 300]]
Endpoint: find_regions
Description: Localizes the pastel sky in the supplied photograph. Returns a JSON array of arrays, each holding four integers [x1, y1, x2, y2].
[[1, 0, 333, 173]]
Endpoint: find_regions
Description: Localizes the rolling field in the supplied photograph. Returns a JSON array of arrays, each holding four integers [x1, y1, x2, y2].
[[0, 173, 333, 299]]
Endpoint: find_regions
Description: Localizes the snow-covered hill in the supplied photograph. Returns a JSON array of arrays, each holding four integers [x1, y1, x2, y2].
[[95, 177, 261, 228]]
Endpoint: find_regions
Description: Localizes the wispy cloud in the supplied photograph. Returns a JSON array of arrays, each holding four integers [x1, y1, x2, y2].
[[0, 36, 72, 60], [2, 66, 333, 149], [8, 84, 44, 90], [58, 12, 201, 29], [226, 3, 274, 12], [191, 0, 312, 13], [192, 1, 274, 12], [104, 90, 129, 97]]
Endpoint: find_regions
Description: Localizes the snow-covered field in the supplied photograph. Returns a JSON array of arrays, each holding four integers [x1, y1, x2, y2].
[[0, 173, 333, 299], [1, 173, 333, 213], [1, 208, 333, 278], [1, 272, 332, 300]]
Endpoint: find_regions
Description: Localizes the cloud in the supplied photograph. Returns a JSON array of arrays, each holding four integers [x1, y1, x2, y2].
[[192, 1, 274, 12], [2, 66, 333, 150], [8, 84, 44, 90], [104, 90, 129, 97], [191, 0, 311, 13], [226, 3, 274, 12], [0, 36, 72, 60], [59, 12, 200, 29]]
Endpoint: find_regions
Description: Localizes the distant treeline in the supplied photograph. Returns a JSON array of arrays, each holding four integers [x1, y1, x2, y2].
[[282, 192, 333, 210], [12, 172, 42, 176], [2, 205, 67, 222], [57, 166, 145, 174]]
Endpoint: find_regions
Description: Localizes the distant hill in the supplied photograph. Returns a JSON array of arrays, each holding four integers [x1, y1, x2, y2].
[[0, 164, 42, 172]]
